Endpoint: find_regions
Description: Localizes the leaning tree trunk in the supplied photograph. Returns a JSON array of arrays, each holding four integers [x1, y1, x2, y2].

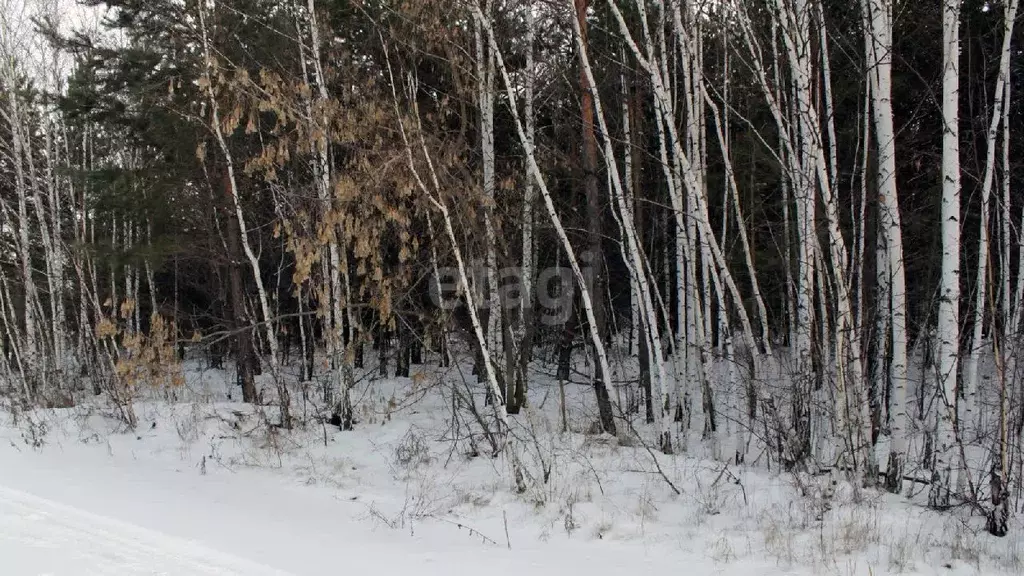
[[964, 0, 1018, 445], [198, 2, 288, 427], [473, 6, 619, 439]]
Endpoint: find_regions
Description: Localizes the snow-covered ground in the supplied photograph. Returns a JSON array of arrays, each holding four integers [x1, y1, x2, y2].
[[1, 359, 1020, 575]]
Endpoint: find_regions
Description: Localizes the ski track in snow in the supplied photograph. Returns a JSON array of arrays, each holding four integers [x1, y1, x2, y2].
[[0, 484, 288, 576]]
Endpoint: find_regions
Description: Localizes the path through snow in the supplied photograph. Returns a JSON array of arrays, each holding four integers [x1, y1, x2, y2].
[[0, 484, 285, 575], [0, 439, 709, 576]]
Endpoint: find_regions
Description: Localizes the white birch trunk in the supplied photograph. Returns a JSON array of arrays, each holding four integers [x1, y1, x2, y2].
[[1, 68, 40, 391], [474, 2, 502, 378], [43, 120, 66, 370], [862, 0, 909, 492], [518, 4, 536, 396], [999, 7, 1017, 466], [932, 0, 962, 509], [305, 0, 353, 423]]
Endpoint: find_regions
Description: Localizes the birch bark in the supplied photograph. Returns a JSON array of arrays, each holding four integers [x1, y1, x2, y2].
[[862, 0, 909, 494], [931, 0, 962, 509]]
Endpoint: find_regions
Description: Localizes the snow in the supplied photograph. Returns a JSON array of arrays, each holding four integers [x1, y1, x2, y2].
[[0, 483, 285, 575], [1, 359, 1021, 575], [0, 436, 701, 576]]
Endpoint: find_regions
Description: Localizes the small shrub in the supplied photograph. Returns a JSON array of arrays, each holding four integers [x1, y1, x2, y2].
[[710, 534, 737, 563], [888, 532, 914, 573], [393, 428, 431, 470], [833, 508, 879, 555]]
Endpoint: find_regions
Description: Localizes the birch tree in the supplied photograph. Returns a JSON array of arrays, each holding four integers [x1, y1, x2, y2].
[[861, 0, 909, 494], [298, 0, 354, 427], [473, 1, 503, 392], [963, 0, 1018, 438], [511, 0, 536, 415], [979, 0, 1019, 537], [931, 0, 962, 509], [0, 13, 41, 395]]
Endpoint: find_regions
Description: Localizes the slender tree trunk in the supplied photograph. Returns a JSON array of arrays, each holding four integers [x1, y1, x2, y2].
[[306, 0, 353, 428], [862, 0, 909, 494], [931, 0, 962, 509], [622, 59, 640, 360], [987, 0, 1019, 537], [512, 4, 537, 415], [964, 0, 1018, 440], [473, 1, 503, 395]]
